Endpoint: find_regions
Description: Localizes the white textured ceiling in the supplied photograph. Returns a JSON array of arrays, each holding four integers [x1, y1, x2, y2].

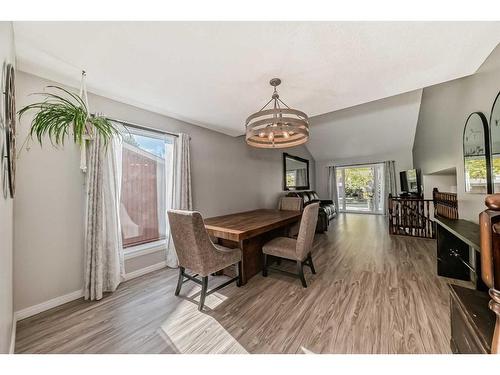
[[308, 90, 423, 162], [13, 22, 500, 136]]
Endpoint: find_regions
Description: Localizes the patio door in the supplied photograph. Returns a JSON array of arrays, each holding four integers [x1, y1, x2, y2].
[[336, 163, 385, 214]]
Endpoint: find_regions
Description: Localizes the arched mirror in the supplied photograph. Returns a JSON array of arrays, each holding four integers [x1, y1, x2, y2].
[[490, 91, 500, 192], [463, 111, 491, 194]]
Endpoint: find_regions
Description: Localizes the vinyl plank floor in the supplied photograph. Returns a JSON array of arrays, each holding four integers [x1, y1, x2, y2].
[[15, 213, 452, 354]]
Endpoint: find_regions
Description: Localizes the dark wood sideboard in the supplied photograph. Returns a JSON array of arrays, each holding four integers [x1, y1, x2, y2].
[[435, 217, 496, 353], [435, 217, 488, 291], [449, 284, 496, 353]]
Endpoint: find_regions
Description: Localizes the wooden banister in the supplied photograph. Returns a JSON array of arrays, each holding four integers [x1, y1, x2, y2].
[[433, 188, 459, 220], [479, 194, 500, 354], [388, 194, 435, 239]]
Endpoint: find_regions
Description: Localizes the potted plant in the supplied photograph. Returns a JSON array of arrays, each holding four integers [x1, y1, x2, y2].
[[18, 85, 118, 147]]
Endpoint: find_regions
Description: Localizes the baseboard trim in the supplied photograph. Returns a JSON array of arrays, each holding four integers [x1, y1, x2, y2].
[[9, 316, 16, 354], [124, 261, 167, 281], [12, 262, 167, 327], [15, 289, 84, 322]]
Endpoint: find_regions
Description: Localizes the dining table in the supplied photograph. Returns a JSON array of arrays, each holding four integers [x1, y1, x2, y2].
[[204, 209, 302, 285]]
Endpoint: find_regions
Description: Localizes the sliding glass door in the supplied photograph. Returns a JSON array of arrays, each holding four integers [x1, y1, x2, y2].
[[336, 163, 385, 214]]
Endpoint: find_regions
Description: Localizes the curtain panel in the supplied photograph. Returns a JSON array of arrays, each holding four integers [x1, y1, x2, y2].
[[84, 135, 125, 301], [295, 169, 308, 187], [166, 133, 193, 268], [327, 166, 340, 211], [384, 160, 397, 214]]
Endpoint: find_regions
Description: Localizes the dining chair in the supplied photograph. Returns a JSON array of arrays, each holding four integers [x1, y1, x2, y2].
[[278, 196, 303, 237], [278, 196, 303, 211], [167, 209, 242, 311], [262, 202, 319, 288]]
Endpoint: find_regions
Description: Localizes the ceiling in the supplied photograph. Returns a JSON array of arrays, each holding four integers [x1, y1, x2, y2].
[[308, 90, 422, 162], [13, 22, 500, 137]]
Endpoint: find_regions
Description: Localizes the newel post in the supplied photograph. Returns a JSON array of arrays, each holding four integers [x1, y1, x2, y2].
[[479, 194, 500, 354]]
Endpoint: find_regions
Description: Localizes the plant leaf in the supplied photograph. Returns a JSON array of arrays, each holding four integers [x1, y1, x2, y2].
[[18, 85, 118, 147]]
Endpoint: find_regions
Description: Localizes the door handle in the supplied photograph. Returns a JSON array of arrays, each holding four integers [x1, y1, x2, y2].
[[449, 249, 476, 274]]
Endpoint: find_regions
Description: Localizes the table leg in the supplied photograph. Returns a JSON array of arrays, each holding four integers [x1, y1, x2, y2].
[[238, 237, 266, 285], [216, 226, 291, 285], [217, 237, 263, 286]]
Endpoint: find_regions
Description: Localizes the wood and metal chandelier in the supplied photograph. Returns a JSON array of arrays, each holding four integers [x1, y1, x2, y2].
[[245, 78, 309, 149]]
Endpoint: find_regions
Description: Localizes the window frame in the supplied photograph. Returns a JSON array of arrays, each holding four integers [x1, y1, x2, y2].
[[118, 124, 176, 258]]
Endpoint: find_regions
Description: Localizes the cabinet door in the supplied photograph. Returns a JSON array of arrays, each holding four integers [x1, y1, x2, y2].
[[437, 225, 471, 281], [450, 298, 488, 353]]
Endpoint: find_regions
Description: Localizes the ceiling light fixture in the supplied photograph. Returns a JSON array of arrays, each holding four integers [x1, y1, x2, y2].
[[245, 78, 309, 149]]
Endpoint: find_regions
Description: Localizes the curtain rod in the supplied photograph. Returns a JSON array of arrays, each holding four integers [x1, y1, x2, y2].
[[96, 115, 181, 138], [328, 161, 388, 168]]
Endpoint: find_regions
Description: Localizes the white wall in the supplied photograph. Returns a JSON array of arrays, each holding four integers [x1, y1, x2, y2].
[[0, 22, 16, 354], [14, 71, 315, 312], [306, 90, 422, 162], [315, 148, 414, 199], [413, 43, 500, 222], [307, 90, 420, 200], [422, 174, 457, 200]]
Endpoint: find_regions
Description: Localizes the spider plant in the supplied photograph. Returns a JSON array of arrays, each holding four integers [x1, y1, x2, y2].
[[18, 85, 119, 147]]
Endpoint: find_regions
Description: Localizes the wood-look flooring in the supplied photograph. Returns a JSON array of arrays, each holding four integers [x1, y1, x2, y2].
[[15, 214, 452, 354]]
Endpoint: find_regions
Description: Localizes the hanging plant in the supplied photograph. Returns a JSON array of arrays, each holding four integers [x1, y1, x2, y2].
[[18, 85, 118, 147]]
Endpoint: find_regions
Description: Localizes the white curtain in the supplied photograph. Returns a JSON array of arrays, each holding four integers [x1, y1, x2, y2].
[[84, 135, 124, 301], [166, 133, 192, 268], [384, 160, 397, 213], [327, 166, 339, 211]]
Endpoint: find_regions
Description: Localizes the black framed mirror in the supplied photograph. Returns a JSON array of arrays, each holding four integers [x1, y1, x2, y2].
[[463, 111, 491, 194], [490, 91, 500, 192], [283, 153, 310, 191]]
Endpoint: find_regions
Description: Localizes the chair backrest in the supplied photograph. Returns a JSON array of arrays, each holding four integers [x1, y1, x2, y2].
[[167, 209, 217, 275], [278, 196, 303, 211], [296, 202, 319, 260]]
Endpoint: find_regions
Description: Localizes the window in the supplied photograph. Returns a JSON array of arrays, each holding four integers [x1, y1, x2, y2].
[[119, 126, 175, 249]]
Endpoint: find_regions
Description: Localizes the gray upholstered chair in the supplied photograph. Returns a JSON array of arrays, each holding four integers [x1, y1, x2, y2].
[[278, 196, 303, 211], [167, 209, 242, 311], [278, 196, 303, 237], [262, 202, 319, 288]]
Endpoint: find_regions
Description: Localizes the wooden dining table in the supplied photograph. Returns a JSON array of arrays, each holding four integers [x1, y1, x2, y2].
[[204, 209, 302, 285]]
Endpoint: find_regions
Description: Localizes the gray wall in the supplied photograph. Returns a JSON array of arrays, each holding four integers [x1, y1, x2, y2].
[[14, 71, 315, 311], [0, 22, 15, 353], [413, 43, 500, 222]]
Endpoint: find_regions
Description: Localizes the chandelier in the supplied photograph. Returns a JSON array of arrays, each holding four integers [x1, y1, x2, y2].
[[245, 78, 309, 148]]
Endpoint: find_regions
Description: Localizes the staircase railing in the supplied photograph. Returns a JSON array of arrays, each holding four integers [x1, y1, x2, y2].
[[432, 188, 459, 220], [388, 195, 435, 239]]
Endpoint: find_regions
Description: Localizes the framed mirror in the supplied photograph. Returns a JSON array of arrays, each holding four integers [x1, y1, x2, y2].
[[1, 63, 15, 199], [283, 153, 310, 191], [463, 111, 491, 194], [490, 91, 500, 192], [0, 62, 7, 199]]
